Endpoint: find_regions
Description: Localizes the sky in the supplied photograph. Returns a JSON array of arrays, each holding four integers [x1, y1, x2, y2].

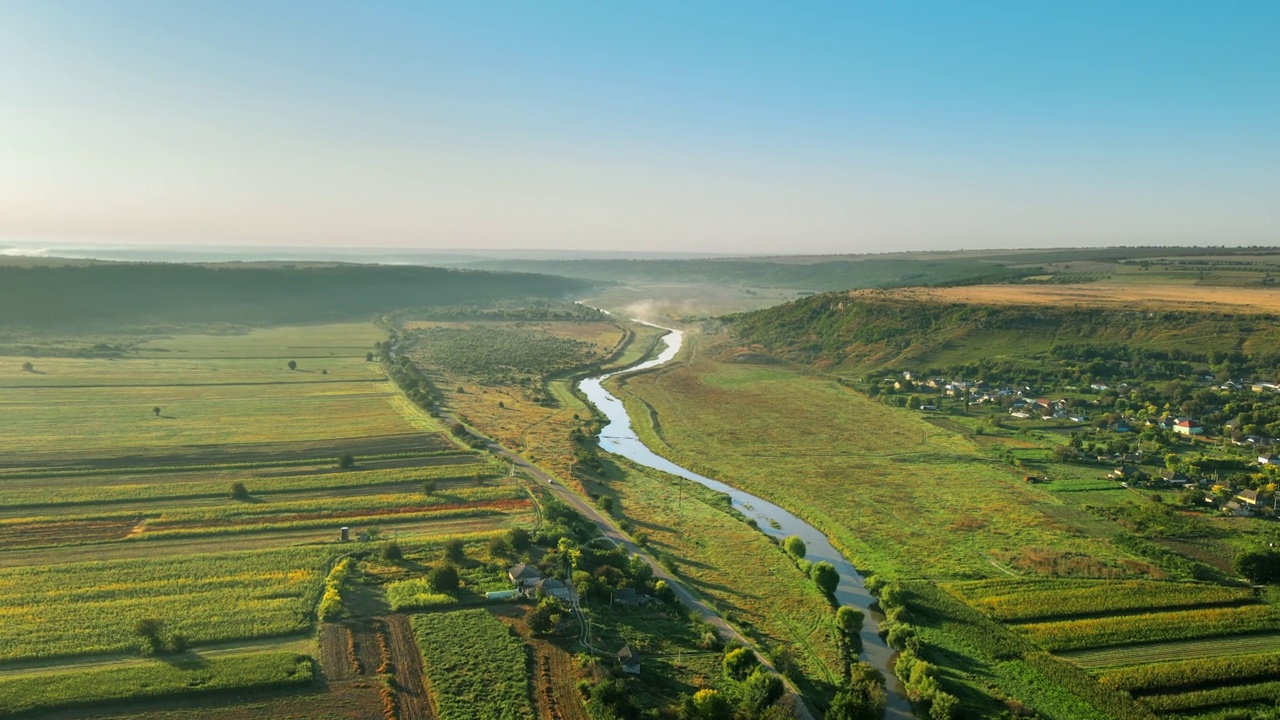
[[0, 1, 1276, 255]]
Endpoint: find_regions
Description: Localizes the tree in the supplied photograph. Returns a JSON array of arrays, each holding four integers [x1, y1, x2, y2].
[[507, 527, 531, 551], [134, 618, 165, 656], [596, 495, 614, 514], [287, 360, 297, 370], [229, 482, 249, 501], [381, 541, 403, 562], [20, 361, 32, 372], [722, 646, 758, 681], [428, 564, 459, 593], [783, 535, 806, 559], [811, 561, 840, 596], [836, 605, 865, 635], [338, 453, 355, 469], [488, 535, 512, 558], [421, 479, 437, 495], [1234, 549, 1280, 584], [739, 669, 785, 717], [681, 689, 732, 720], [152, 406, 162, 417], [527, 599, 564, 635], [366, 351, 374, 362], [443, 538, 466, 563], [827, 681, 887, 720]]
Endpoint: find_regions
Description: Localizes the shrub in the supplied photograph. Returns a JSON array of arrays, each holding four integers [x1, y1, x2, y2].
[[722, 646, 758, 681], [338, 453, 355, 469], [229, 482, 249, 501], [811, 561, 839, 596], [381, 542, 403, 562], [428, 564, 460, 593], [784, 535, 806, 559]]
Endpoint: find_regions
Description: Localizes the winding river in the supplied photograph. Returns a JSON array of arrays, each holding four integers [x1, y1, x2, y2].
[[579, 323, 913, 719]]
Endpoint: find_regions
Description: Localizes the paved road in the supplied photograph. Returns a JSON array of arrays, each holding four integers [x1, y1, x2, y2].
[[432, 403, 816, 720]]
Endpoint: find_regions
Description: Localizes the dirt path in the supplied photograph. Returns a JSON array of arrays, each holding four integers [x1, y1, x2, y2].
[[384, 614, 433, 720]]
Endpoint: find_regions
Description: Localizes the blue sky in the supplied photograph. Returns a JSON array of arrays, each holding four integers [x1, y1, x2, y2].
[[0, 1, 1275, 253]]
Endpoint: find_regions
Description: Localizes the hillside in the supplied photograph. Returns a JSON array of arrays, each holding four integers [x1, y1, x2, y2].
[[724, 288, 1280, 374], [0, 263, 592, 331], [465, 256, 1025, 290]]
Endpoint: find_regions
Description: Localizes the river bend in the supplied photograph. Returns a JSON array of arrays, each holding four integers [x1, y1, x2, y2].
[[579, 324, 912, 719]]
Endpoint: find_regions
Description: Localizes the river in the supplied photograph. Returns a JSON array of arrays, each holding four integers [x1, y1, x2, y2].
[[578, 323, 914, 719]]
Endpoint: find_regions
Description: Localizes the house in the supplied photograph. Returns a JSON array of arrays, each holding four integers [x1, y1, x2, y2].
[[1111, 466, 1141, 480], [1174, 419, 1204, 436], [612, 587, 639, 606], [1224, 500, 1254, 517], [534, 577, 572, 602], [1236, 489, 1263, 507], [1161, 469, 1190, 486], [1259, 454, 1279, 465], [508, 563, 542, 588], [618, 645, 641, 675]]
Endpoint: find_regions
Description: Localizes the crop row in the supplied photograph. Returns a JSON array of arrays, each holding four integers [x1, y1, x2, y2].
[[1, 484, 521, 529], [0, 461, 496, 511], [412, 609, 535, 720], [0, 651, 314, 717], [1099, 652, 1280, 695], [1140, 680, 1280, 713], [1066, 633, 1280, 670], [1020, 605, 1280, 652], [946, 579, 1257, 623], [139, 504, 520, 541], [0, 547, 332, 661]]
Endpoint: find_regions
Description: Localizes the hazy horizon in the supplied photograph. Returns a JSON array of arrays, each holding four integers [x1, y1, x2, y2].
[[2, 1, 1276, 254]]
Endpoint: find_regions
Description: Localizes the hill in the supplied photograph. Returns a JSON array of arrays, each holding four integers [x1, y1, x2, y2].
[[465, 256, 1025, 290], [0, 262, 592, 331], [723, 286, 1280, 374]]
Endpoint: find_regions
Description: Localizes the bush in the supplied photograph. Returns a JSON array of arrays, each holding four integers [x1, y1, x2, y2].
[[381, 542, 403, 562], [443, 539, 466, 563], [1235, 549, 1280, 584], [783, 535, 807, 559], [338, 453, 355, 469], [229, 482, 249, 501], [722, 646, 758, 681], [811, 561, 839, 596], [428, 564, 460, 593]]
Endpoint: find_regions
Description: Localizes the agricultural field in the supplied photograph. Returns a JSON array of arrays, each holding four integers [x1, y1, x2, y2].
[[943, 578, 1280, 717], [412, 609, 536, 720], [0, 322, 543, 717], [405, 314, 632, 484]]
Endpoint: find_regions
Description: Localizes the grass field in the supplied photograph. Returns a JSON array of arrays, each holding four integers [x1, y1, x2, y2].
[[613, 343, 1139, 579], [617, 335, 1280, 717], [412, 609, 535, 720], [0, 650, 315, 717], [593, 459, 843, 689]]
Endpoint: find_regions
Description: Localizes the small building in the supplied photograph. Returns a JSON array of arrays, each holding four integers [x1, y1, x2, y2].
[[1236, 489, 1263, 507], [612, 588, 639, 606], [1259, 454, 1279, 465], [1161, 470, 1190, 487], [508, 563, 542, 588], [486, 589, 520, 601], [534, 577, 572, 602], [1224, 500, 1254, 517], [618, 645, 640, 675], [1174, 419, 1204, 436]]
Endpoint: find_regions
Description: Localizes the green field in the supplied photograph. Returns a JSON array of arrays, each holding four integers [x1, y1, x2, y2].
[[0, 651, 314, 717], [619, 337, 1280, 717], [0, 322, 542, 716], [412, 609, 535, 720], [613, 346, 1135, 579]]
